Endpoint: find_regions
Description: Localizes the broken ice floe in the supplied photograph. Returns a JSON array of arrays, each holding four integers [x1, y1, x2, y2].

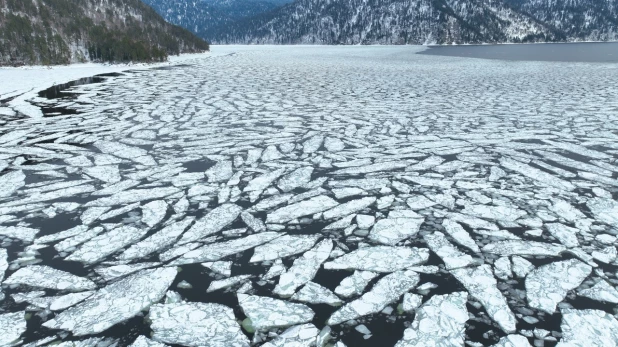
[[525, 259, 592, 314], [43, 268, 176, 335], [324, 246, 429, 272], [395, 292, 468, 347], [451, 265, 516, 333], [149, 302, 249, 346], [3, 265, 96, 291], [328, 270, 419, 325], [238, 294, 314, 331]]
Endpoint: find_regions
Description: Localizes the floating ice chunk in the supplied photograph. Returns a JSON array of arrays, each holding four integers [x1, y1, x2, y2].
[[332, 187, 366, 199], [556, 309, 618, 347], [482, 241, 565, 257], [578, 280, 618, 303], [451, 265, 516, 333], [323, 197, 376, 220], [511, 256, 534, 278], [278, 167, 313, 192], [80, 207, 110, 225], [263, 260, 286, 280], [291, 282, 343, 306], [376, 195, 395, 209], [462, 205, 527, 222], [401, 293, 423, 312], [587, 198, 618, 226], [93, 141, 156, 166], [266, 196, 338, 224], [244, 169, 286, 194], [323, 214, 355, 230], [328, 270, 419, 325], [303, 135, 324, 154], [407, 156, 444, 171], [424, 232, 478, 270], [526, 259, 592, 314], [179, 204, 243, 244], [394, 292, 468, 347], [92, 179, 140, 196], [329, 178, 390, 190], [442, 219, 480, 253], [86, 187, 180, 207], [0, 311, 26, 346], [356, 215, 375, 229], [251, 234, 320, 262], [324, 246, 429, 272], [43, 268, 176, 336], [262, 145, 283, 161], [50, 291, 95, 311], [263, 323, 320, 347], [131, 336, 167, 347], [332, 162, 407, 175], [544, 140, 611, 160], [149, 301, 249, 346], [446, 213, 499, 231], [95, 263, 159, 282], [66, 225, 148, 264], [172, 232, 282, 265], [492, 335, 532, 347], [325, 137, 345, 152], [401, 176, 453, 189], [141, 200, 168, 228], [245, 148, 263, 166], [118, 217, 193, 260], [55, 227, 104, 253], [499, 158, 575, 191], [0, 248, 7, 280], [368, 217, 424, 245], [406, 196, 437, 210], [494, 257, 512, 280], [0, 170, 25, 197], [83, 165, 121, 183], [202, 261, 233, 277], [274, 239, 333, 297], [4, 265, 96, 291], [206, 160, 233, 182], [238, 294, 315, 331], [99, 203, 140, 221], [545, 223, 580, 248], [334, 270, 379, 298], [0, 226, 39, 242], [592, 246, 617, 264], [207, 275, 252, 292], [252, 194, 293, 211], [489, 166, 506, 181]]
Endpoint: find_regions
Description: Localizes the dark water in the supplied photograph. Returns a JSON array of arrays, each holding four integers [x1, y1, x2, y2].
[[419, 42, 618, 63]]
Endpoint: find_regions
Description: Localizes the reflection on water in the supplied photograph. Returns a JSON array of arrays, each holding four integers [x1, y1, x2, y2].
[[419, 42, 618, 63]]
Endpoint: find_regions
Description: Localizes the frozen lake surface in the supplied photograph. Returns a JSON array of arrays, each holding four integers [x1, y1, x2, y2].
[[420, 42, 618, 63], [1, 45, 618, 346]]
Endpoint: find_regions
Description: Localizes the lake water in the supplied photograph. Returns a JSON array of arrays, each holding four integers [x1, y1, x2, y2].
[[419, 42, 618, 63]]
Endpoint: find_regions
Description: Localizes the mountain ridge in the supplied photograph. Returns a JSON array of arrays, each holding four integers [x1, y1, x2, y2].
[[145, 0, 617, 45]]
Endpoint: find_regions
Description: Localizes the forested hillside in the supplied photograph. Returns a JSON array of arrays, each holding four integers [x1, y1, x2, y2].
[[0, 0, 209, 66]]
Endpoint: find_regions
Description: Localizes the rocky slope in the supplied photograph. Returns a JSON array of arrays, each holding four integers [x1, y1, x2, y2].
[[0, 0, 209, 66]]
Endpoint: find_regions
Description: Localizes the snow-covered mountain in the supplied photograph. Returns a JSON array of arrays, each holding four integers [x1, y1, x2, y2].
[[506, 0, 618, 41], [141, 0, 293, 40], [0, 0, 209, 66], [202, 0, 617, 44]]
